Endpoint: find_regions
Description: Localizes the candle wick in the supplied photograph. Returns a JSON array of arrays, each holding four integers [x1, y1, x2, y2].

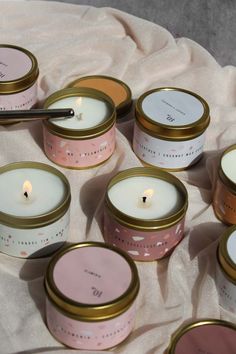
[[142, 196, 147, 203], [24, 191, 28, 199], [76, 113, 83, 121]]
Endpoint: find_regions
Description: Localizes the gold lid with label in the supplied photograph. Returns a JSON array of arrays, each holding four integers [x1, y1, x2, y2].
[[218, 225, 236, 281], [219, 144, 236, 195]]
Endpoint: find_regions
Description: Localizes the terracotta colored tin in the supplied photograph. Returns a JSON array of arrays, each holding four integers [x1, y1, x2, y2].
[[0, 162, 71, 258], [213, 145, 236, 224], [0, 44, 39, 116], [133, 87, 210, 170], [166, 319, 236, 354], [43, 88, 116, 169], [45, 242, 140, 350], [104, 167, 188, 261], [216, 225, 236, 312]]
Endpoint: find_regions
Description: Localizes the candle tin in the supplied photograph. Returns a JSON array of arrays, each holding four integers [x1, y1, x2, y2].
[[67, 75, 132, 120], [213, 145, 236, 225], [0, 44, 39, 116], [0, 162, 71, 258], [45, 242, 140, 350], [216, 225, 236, 313], [133, 87, 210, 170], [43, 88, 116, 169], [166, 319, 236, 354], [104, 167, 188, 261]]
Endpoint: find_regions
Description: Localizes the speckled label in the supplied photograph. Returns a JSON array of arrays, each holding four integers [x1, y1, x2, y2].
[[43, 125, 115, 168], [0, 82, 37, 110], [216, 262, 236, 313], [213, 178, 236, 224]]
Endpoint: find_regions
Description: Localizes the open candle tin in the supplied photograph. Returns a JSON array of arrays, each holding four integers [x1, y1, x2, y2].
[[213, 144, 236, 224], [133, 87, 210, 170], [0, 44, 39, 115], [45, 242, 140, 350], [43, 88, 116, 169], [104, 167, 188, 261], [0, 161, 71, 258], [166, 319, 236, 354]]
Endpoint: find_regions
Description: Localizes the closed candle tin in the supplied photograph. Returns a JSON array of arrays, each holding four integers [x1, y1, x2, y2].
[[213, 145, 236, 225], [166, 319, 236, 354], [104, 167, 188, 261], [133, 87, 210, 170], [0, 44, 39, 116], [43, 88, 116, 169], [0, 162, 71, 258], [216, 225, 236, 313], [45, 242, 140, 350]]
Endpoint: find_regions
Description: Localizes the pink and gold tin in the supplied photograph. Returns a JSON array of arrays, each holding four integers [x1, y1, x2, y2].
[[103, 167, 188, 261], [213, 145, 236, 224], [43, 88, 116, 169], [45, 242, 140, 350], [0, 44, 39, 115]]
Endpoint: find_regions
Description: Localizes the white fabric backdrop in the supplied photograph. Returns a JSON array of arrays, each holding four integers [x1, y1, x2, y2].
[[0, 1, 236, 353]]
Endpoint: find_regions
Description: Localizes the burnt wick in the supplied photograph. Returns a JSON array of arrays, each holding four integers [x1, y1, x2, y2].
[[142, 196, 147, 203], [24, 191, 28, 199]]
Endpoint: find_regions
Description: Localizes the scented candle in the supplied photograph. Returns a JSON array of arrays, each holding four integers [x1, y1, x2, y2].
[[0, 162, 71, 258], [45, 242, 140, 350], [133, 87, 210, 170], [213, 145, 236, 224], [43, 88, 116, 169], [104, 167, 188, 261]]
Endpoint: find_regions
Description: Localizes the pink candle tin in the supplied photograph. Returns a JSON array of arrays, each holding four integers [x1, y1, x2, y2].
[[166, 319, 236, 354], [45, 242, 140, 350], [43, 88, 116, 169], [0, 44, 39, 114], [133, 87, 210, 170], [213, 145, 236, 225], [103, 167, 188, 261]]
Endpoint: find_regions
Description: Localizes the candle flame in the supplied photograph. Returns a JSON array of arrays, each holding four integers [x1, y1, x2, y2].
[[142, 189, 154, 201], [76, 97, 82, 106], [23, 180, 32, 198]]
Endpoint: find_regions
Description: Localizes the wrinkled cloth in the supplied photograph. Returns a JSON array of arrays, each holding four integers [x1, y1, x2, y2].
[[0, 1, 236, 353]]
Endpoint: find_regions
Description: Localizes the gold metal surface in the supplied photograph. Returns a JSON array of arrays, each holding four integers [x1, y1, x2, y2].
[[105, 167, 188, 231], [218, 225, 236, 280], [219, 144, 236, 195], [0, 44, 39, 94], [135, 87, 210, 141], [45, 242, 140, 322], [0, 161, 71, 229]]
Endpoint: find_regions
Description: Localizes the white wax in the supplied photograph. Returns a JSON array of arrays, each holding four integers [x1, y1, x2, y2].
[[48, 96, 110, 130], [108, 176, 182, 219], [222, 149, 236, 183], [0, 168, 66, 217]]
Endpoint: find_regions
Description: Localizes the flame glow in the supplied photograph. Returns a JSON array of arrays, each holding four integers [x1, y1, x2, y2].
[[142, 189, 154, 200], [23, 180, 32, 197], [76, 97, 82, 106]]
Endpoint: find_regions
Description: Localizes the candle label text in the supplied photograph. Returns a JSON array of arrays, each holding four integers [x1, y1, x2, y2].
[[213, 179, 236, 224], [216, 262, 236, 313], [0, 82, 37, 110]]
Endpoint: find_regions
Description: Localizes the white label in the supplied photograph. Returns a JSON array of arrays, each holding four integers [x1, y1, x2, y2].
[[216, 262, 236, 313], [227, 230, 236, 264], [133, 123, 205, 169], [142, 90, 204, 126]]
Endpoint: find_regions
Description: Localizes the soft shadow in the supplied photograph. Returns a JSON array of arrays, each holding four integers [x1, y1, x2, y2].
[[28, 120, 44, 151], [15, 347, 65, 354]]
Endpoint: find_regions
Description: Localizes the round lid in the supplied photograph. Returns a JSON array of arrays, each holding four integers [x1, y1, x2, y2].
[[218, 225, 236, 280], [219, 145, 236, 193]]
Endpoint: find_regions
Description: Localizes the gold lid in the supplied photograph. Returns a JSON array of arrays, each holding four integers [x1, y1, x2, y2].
[[105, 167, 188, 231], [167, 319, 236, 353], [135, 87, 210, 141], [219, 144, 236, 195], [0, 44, 39, 94], [218, 225, 236, 281], [0, 161, 71, 229], [43, 87, 116, 139], [45, 242, 140, 321], [66, 75, 132, 118]]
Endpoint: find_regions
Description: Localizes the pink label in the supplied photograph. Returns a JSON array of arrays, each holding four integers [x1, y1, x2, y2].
[[43, 125, 115, 168], [53, 246, 132, 304], [0, 82, 37, 110], [0, 47, 32, 81], [104, 210, 185, 261], [46, 297, 136, 350]]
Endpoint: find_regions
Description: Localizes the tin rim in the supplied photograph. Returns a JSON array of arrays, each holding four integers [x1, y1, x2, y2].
[[0, 161, 71, 229], [219, 144, 236, 195], [0, 44, 39, 94], [218, 225, 236, 280], [66, 75, 132, 118], [105, 167, 188, 231], [135, 87, 210, 141], [166, 319, 236, 353], [43, 87, 116, 139], [45, 242, 140, 321]]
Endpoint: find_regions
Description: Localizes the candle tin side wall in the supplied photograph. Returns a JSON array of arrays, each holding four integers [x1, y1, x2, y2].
[[213, 145, 236, 225], [44, 242, 140, 350], [133, 87, 210, 170], [0, 162, 71, 258], [43, 88, 116, 169], [103, 167, 188, 261], [0, 44, 39, 113]]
